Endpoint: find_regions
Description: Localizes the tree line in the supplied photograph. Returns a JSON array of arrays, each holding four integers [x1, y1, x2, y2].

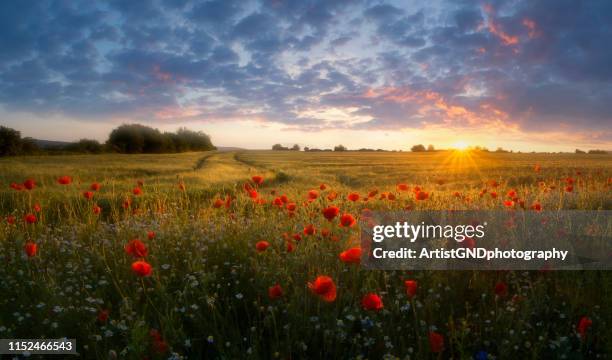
[[0, 124, 215, 157]]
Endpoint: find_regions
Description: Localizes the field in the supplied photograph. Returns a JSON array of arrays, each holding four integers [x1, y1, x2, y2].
[[0, 150, 611, 359]]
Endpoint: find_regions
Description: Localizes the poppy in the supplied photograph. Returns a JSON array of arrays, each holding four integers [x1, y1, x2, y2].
[[428, 331, 444, 353], [125, 239, 148, 258], [494, 281, 508, 297], [307, 190, 319, 200], [83, 191, 94, 200], [397, 183, 409, 191], [503, 200, 515, 208], [24, 241, 37, 257], [10, 182, 24, 191], [33, 203, 42, 212], [534, 164, 541, 172], [368, 189, 379, 198], [23, 179, 36, 190], [319, 183, 327, 190], [213, 198, 224, 208], [93, 205, 102, 215], [347, 192, 360, 202], [577, 316, 592, 339], [565, 185, 573, 192], [340, 213, 356, 227], [131, 260, 152, 277], [339, 247, 361, 263], [303, 224, 316, 236], [292, 233, 302, 242], [327, 192, 338, 201], [273, 197, 284, 207], [256, 241, 270, 252], [489, 192, 498, 199], [323, 206, 340, 221], [286, 203, 297, 212], [387, 193, 396, 201], [361, 293, 383, 311], [415, 191, 429, 201], [249, 190, 258, 199], [321, 228, 331, 237], [6, 215, 16, 225], [268, 284, 283, 300], [507, 189, 517, 198], [308, 275, 336, 302], [90, 183, 101, 191], [461, 237, 476, 249], [531, 202, 542, 211], [453, 191, 461, 198], [97, 309, 110, 323], [133, 187, 143, 196], [147, 231, 156, 240], [286, 241, 295, 252], [280, 195, 289, 203], [404, 280, 417, 298], [58, 176, 72, 185], [252, 175, 264, 185], [24, 214, 37, 224]]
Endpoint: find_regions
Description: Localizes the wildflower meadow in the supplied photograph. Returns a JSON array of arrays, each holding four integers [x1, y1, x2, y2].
[[1, 150, 610, 359]]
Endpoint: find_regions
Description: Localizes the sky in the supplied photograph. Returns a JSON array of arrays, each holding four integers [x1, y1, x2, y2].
[[0, 0, 611, 152]]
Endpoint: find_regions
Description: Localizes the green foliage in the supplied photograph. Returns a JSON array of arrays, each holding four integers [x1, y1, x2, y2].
[[0, 126, 40, 156], [107, 124, 215, 154]]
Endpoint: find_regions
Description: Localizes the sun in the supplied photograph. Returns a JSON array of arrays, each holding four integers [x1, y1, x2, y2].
[[452, 141, 469, 150]]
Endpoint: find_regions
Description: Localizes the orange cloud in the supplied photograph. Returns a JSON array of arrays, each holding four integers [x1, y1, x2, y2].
[[482, 4, 519, 46]]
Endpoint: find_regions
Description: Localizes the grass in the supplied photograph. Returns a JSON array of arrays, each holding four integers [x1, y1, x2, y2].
[[0, 150, 610, 359]]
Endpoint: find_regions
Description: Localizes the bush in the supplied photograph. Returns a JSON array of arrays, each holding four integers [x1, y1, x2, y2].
[[0, 126, 40, 156], [64, 139, 104, 154], [411, 144, 426, 152]]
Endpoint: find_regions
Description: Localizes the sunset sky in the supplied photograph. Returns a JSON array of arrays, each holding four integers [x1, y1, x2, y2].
[[1, 0, 611, 151]]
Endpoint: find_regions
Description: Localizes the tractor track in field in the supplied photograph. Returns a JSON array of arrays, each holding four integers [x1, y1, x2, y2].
[[193, 152, 216, 170]]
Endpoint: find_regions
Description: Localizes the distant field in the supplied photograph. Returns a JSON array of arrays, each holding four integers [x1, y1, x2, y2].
[[0, 151, 611, 358]]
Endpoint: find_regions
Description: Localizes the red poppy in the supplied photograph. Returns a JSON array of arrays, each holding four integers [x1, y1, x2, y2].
[[286, 241, 295, 252], [33, 203, 42, 212], [340, 213, 356, 227], [339, 247, 361, 263], [387, 193, 396, 201], [531, 202, 542, 211], [534, 164, 541, 172], [24, 241, 37, 257], [6, 215, 16, 225], [213, 198, 224, 208], [489, 191, 498, 199], [24, 213, 37, 224], [453, 191, 461, 198], [97, 309, 110, 323], [565, 185, 573, 192], [93, 205, 102, 215], [361, 293, 383, 311], [286, 203, 297, 212], [307, 189, 319, 200], [577, 316, 592, 339], [292, 233, 302, 242], [149, 329, 168, 354], [10, 182, 24, 191], [249, 190, 258, 199], [494, 281, 508, 297], [319, 183, 327, 190], [368, 189, 379, 198], [397, 183, 409, 191], [308, 275, 336, 302], [133, 187, 143, 196], [83, 191, 94, 200], [404, 280, 417, 298], [131, 260, 152, 277], [321, 228, 331, 237], [327, 192, 338, 201], [415, 191, 429, 201], [303, 224, 316, 236], [323, 206, 340, 221], [23, 179, 36, 190], [428, 331, 444, 353], [503, 200, 515, 208], [252, 175, 264, 185], [125, 239, 148, 258], [256, 240, 270, 252], [347, 192, 360, 202], [268, 284, 283, 300], [90, 183, 101, 191], [461, 237, 476, 249], [58, 176, 72, 185], [147, 231, 156, 240], [273, 197, 284, 206], [507, 189, 517, 198]]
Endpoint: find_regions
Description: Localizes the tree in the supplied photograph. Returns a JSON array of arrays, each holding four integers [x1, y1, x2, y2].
[[65, 139, 104, 153], [272, 144, 288, 151], [304, 146, 309, 152], [0, 126, 23, 156], [334, 144, 347, 152], [291, 144, 300, 151], [107, 124, 215, 154], [411, 144, 426, 152], [575, 149, 585, 154], [427, 144, 435, 151]]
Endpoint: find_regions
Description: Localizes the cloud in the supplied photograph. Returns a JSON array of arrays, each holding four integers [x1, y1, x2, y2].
[[0, 0, 610, 147]]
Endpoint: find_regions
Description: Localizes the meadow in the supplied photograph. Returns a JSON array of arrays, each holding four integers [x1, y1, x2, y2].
[[0, 150, 610, 359]]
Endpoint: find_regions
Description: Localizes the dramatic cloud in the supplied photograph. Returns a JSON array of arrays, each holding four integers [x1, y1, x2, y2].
[[0, 0, 610, 148]]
